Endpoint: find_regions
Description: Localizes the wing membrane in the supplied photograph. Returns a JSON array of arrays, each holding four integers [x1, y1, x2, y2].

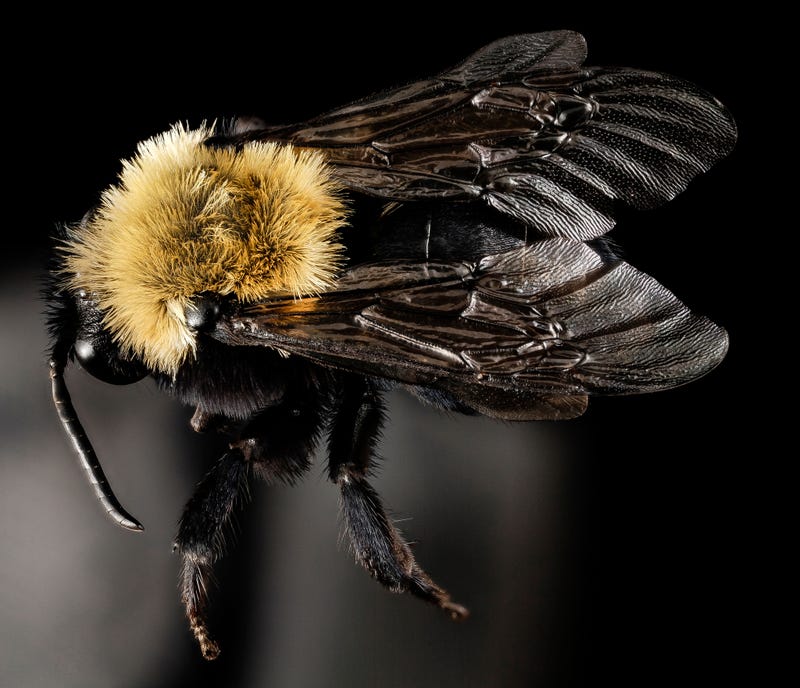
[[214, 240, 728, 419], [230, 32, 736, 240]]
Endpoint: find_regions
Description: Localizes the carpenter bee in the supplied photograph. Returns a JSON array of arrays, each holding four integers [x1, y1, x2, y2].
[[45, 31, 736, 660]]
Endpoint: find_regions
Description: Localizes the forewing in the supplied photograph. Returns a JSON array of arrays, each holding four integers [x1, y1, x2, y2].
[[238, 32, 736, 240], [214, 240, 728, 420]]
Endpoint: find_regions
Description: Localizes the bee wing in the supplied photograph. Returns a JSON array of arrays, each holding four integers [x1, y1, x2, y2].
[[215, 240, 728, 420], [236, 31, 736, 240]]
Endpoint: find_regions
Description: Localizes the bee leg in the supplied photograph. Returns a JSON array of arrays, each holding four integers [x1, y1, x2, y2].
[[174, 448, 249, 660], [189, 406, 235, 434], [174, 400, 323, 660], [327, 376, 469, 620], [238, 400, 323, 486]]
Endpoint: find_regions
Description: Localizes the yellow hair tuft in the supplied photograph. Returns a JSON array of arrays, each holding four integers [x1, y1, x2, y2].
[[61, 123, 347, 375]]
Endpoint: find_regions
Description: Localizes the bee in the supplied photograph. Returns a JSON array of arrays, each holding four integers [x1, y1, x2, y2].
[[45, 31, 735, 659]]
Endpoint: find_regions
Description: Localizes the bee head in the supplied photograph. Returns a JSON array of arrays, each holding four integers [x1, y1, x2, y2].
[[44, 265, 147, 385], [54, 123, 347, 377], [72, 290, 149, 385]]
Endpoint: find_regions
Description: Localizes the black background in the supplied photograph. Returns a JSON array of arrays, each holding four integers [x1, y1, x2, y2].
[[2, 9, 776, 688]]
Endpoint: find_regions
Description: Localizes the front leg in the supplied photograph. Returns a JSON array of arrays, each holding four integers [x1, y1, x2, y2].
[[327, 375, 468, 620], [174, 399, 323, 660], [174, 448, 247, 660]]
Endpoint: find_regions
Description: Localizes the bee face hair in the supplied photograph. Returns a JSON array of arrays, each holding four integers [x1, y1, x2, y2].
[[60, 123, 347, 375]]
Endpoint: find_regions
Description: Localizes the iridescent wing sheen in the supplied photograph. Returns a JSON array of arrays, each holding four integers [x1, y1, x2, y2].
[[227, 31, 736, 240], [214, 240, 728, 421]]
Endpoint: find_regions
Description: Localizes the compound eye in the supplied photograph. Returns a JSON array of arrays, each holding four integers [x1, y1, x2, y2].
[[74, 335, 147, 385]]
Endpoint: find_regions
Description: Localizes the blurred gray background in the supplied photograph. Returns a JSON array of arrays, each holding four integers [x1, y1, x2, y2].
[[1, 12, 771, 688]]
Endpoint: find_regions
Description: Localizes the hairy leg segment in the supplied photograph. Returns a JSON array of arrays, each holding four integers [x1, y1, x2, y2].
[[174, 400, 323, 659], [175, 374, 467, 660], [327, 375, 469, 620]]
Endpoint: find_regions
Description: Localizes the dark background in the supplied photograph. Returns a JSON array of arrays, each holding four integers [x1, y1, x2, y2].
[[1, 10, 775, 688]]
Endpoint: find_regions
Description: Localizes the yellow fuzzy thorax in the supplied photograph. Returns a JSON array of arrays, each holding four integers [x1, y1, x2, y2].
[[61, 123, 347, 375]]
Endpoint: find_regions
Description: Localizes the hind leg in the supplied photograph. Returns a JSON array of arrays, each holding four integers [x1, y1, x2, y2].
[[327, 375, 468, 619]]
